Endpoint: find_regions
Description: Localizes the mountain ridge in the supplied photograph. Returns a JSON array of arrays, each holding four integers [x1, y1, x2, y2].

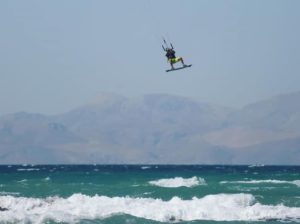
[[0, 91, 299, 164]]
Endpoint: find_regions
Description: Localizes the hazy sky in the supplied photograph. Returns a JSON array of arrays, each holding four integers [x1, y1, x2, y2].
[[1, 0, 300, 115]]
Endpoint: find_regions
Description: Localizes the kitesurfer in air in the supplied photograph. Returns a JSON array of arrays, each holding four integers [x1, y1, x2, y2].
[[162, 38, 191, 72], [165, 47, 186, 70]]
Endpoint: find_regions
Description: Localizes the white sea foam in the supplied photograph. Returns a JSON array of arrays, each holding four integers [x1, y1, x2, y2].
[[17, 168, 40, 171], [221, 179, 300, 187], [248, 164, 265, 168], [0, 192, 20, 196], [149, 176, 206, 188], [44, 177, 51, 181], [17, 179, 28, 183], [0, 193, 299, 223], [293, 180, 300, 187], [141, 166, 151, 170]]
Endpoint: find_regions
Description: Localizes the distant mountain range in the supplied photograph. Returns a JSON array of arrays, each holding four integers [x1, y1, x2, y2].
[[1, 92, 300, 164]]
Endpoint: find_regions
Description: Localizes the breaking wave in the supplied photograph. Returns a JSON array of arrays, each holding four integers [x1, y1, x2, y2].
[[149, 176, 206, 188], [17, 168, 40, 172], [0, 193, 299, 223], [221, 179, 300, 187]]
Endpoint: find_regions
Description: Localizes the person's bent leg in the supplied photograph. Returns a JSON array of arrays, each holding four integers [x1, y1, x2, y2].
[[180, 57, 186, 66]]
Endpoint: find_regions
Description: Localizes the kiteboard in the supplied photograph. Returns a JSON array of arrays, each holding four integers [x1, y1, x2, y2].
[[166, 64, 192, 72]]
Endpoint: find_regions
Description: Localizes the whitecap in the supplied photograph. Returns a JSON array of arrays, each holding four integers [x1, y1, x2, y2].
[[141, 166, 151, 170], [17, 179, 27, 183], [17, 168, 40, 172], [0, 192, 20, 196], [220, 179, 300, 187], [149, 176, 206, 188], [44, 177, 51, 181], [0, 193, 299, 223], [292, 180, 300, 187], [228, 186, 260, 192], [248, 164, 265, 168]]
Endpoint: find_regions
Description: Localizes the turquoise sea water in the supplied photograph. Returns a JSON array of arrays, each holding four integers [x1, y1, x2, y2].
[[0, 165, 299, 223]]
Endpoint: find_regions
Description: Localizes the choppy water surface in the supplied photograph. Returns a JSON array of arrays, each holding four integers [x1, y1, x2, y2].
[[0, 165, 299, 223]]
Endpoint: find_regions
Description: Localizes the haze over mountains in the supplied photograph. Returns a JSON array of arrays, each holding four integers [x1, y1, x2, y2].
[[0, 92, 300, 164]]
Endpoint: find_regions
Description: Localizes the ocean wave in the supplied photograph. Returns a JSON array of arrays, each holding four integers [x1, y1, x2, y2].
[[141, 166, 151, 170], [17, 179, 28, 183], [0, 192, 20, 196], [221, 179, 300, 187], [17, 168, 40, 172], [248, 164, 265, 168], [44, 177, 51, 181], [0, 193, 299, 223], [149, 176, 206, 188]]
